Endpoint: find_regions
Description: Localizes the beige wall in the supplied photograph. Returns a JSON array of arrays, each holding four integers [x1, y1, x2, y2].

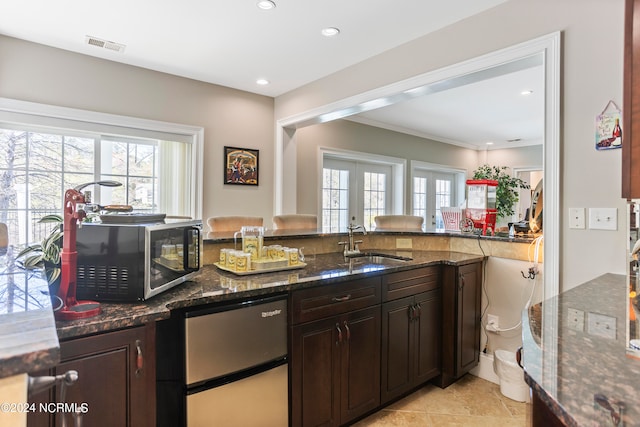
[[0, 35, 275, 226], [295, 119, 542, 216], [275, 0, 627, 291]]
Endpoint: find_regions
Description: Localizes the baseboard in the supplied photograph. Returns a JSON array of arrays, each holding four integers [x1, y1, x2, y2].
[[469, 352, 499, 385]]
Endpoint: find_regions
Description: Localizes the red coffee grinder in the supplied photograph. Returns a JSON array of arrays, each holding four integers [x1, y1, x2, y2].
[[55, 180, 126, 320]]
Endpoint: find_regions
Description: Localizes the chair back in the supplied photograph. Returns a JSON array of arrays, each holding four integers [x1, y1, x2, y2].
[[207, 216, 263, 232], [272, 214, 318, 230]]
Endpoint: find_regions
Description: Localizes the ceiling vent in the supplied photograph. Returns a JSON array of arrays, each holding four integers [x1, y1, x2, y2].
[[85, 36, 126, 53]]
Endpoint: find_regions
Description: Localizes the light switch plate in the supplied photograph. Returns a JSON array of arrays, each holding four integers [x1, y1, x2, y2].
[[588, 208, 617, 230], [567, 308, 584, 331], [568, 208, 585, 229], [587, 312, 616, 339]]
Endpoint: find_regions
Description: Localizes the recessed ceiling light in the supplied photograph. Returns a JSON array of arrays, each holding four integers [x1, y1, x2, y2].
[[521, 90, 533, 95], [321, 27, 340, 37], [486, 141, 494, 145], [257, 0, 276, 10], [256, 78, 270, 86]]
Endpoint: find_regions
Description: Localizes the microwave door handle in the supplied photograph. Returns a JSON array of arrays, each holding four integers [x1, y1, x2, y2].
[[183, 226, 200, 272]]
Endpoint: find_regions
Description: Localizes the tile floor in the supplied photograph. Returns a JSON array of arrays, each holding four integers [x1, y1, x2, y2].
[[352, 374, 528, 427]]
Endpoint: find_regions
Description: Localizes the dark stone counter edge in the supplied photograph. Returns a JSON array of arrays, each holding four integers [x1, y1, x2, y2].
[[0, 346, 61, 379], [204, 229, 537, 243], [54, 252, 486, 340], [524, 371, 579, 427]]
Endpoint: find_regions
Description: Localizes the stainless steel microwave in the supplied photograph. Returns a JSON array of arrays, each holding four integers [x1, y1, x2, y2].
[[75, 219, 202, 302]]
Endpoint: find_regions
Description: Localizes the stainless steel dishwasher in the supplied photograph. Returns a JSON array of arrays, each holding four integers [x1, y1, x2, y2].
[[158, 294, 288, 427]]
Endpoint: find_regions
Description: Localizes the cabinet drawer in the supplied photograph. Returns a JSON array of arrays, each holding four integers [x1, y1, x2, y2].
[[291, 277, 381, 324], [382, 266, 440, 302]]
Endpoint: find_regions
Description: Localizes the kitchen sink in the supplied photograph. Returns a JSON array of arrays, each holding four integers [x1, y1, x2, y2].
[[345, 252, 412, 263], [340, 252, 412, 272]]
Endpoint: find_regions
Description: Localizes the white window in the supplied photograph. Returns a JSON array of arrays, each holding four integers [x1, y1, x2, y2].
[[322, 155, 396, 231], [0, 127, 182, 244], [322, 165, 350, 233], [412, 167, 464, 231]]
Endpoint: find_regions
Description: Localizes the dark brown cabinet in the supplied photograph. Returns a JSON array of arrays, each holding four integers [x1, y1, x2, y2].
[[290, 277, 381, 427], [28, 324, 156, 427], [380, 267, 441, 404], [437, 262, 483, 388], [623, 0, 640, 198]]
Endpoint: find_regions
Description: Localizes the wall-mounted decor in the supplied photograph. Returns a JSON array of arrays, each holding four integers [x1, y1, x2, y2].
[[224, 146, 259, 185], [596, 100, 622, 150]]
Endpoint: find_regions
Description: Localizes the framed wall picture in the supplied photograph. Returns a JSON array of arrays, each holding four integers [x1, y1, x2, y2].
[[224, 146, 259, 185]]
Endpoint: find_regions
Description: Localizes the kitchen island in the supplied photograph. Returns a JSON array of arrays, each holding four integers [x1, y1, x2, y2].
[[523, 273, 640, 426]]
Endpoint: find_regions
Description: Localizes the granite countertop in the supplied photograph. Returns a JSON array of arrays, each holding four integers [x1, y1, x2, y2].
[[523, 273, 640, 426], [1, 249, 484, 379], [55, 250, 484, 339], [0, 248, 59, 378]]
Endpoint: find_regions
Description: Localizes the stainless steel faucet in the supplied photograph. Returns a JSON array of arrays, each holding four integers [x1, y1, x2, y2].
[[338, 224, 366, 256]]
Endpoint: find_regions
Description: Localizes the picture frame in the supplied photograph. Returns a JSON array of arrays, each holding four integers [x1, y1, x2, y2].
[[224, 146, 259, 185]]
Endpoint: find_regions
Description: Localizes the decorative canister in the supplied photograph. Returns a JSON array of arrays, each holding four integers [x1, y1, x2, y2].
[[220, 248, 230, 265], [236, 252, 251, 272], [267, 245, 281, 260], [226, 250, 237, 271], [285, 248, 299, 266]]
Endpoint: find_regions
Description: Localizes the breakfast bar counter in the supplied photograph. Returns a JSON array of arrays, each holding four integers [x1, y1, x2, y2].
[[523, 273, 640, 426]]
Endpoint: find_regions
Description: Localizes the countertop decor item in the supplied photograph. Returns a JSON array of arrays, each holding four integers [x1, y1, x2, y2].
[[224, 146, 259, 185], [471, 164, 530, 221]]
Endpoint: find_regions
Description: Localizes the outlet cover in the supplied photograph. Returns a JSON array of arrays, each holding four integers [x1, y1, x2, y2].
[[568, 208, 585, 229], [396, 238, 412, 249], [588, 208, 617, 230], [567, 308, 584, 331], [487, 314, 499, 328], [587, 312, 616, 339]]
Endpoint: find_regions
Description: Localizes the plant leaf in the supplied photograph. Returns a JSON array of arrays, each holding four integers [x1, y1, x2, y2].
[[38, 214, 63, 223]]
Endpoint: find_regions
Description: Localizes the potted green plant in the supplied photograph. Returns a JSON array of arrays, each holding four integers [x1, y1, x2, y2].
[[471, 165, 530, 221], [16, 214, 63, 294]]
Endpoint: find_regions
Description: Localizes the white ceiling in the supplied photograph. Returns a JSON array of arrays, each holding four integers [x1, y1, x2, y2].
[[1, 0, 543, 150]]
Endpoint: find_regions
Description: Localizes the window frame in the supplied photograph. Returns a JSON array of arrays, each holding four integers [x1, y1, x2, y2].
[[0, 97, 204, 218]]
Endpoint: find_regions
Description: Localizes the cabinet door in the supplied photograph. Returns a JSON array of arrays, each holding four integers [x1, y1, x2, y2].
[[456, 263, 482, 375], [414, 289, 441, 385], [381, 296, 413, 404], [340, 306, 381, 425], [28, 324, 155, 427], [291, 317, 341, 427], [623, 0, 640, 198]]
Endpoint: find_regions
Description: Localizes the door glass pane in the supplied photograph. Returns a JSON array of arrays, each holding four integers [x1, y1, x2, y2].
[[322, 168, 349, 232], [434, 179, 452, 230], [413, 176, 427, 221], [364, 172, 386, 230]]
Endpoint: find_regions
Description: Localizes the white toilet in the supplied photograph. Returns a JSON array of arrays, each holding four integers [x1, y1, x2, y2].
[[493, 349, 529, 402]]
